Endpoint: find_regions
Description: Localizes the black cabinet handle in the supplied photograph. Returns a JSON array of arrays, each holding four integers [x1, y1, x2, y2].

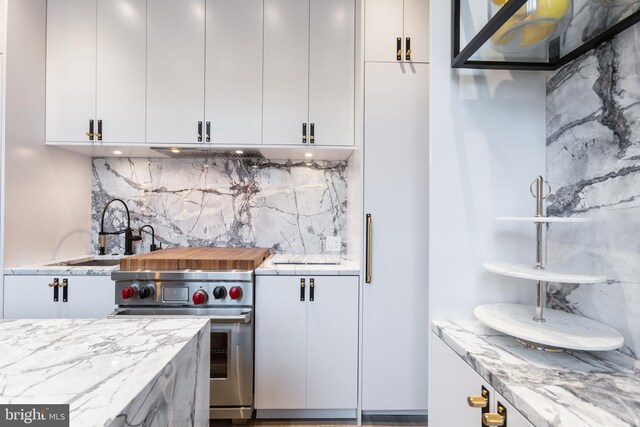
[[86, 120, 94, 140], [302, 123, 307, 144], [406, 37, 412, 61], [300, 278, 306, 301], [198, 121, 203, 142], [396, 37, 402, 61], [206, 121, 211, 142], [49, 278, 59, 302], [97, 120, 103, 141], [310, 123, 315, 144], [60, 278, 68, 302], [310, 278, 315, 301]]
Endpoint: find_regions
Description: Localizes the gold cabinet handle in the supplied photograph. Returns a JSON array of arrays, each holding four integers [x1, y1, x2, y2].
[[365, 214, 373, 283], [48, 281, 58, 287], [482, 413, 505, 427], [483, 402, 507, 427], [58, 280, 68, 288], [396, 37, 402, 61], [468, 386, 489, 408], [405, 37, 412, 61], [467, 395, 488, 408]]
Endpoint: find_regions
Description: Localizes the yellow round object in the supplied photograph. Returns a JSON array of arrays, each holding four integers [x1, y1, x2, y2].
[[533, 0, 570, 20], [520, 21, 556, 47]]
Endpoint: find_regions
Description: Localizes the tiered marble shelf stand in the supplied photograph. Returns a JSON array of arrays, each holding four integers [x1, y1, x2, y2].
[[476, 176, 624, 352]]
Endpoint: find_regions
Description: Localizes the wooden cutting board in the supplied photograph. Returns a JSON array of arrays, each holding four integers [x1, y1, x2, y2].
[[120, 247, 272, 271]]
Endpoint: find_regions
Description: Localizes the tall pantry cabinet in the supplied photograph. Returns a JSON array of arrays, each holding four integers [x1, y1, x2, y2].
[[362, 0, 429, 413]]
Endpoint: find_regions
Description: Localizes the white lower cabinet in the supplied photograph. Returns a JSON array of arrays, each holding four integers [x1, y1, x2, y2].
[[255, 275, 358, 412], [3, 275, 116, 319], [431, 333, 533, 427]]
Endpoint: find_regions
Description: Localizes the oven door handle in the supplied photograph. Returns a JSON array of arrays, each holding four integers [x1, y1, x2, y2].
[[209, 312, 251, 324]]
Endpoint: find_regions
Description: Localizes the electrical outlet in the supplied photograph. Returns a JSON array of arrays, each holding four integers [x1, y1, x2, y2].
[[326, 236, 341, 252]]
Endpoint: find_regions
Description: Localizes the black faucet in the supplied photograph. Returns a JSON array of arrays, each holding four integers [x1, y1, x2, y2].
[[98, 198, 135, 256], [139, 224, 161, 252]]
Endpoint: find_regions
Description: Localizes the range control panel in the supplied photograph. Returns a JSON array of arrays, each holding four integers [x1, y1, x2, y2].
[[114, 281, 253, 307]]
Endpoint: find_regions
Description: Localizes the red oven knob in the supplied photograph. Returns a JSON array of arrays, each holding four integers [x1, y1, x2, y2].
[[121, 287, 135, 299], [229, 287, 243, 300], [193, 290, 208, 305]]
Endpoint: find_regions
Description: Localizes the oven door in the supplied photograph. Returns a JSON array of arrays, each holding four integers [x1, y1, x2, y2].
[[109, 307, 254, 409], [210, 312, 253, 408]]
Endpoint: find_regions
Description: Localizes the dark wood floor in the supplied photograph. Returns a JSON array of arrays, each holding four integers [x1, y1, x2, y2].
[[211, 415, 428, 427]]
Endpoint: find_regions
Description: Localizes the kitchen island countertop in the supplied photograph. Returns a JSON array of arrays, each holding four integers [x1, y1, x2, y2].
[[0, 318, 210, 427]]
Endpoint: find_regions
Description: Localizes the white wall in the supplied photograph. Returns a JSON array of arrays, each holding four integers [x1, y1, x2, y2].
[[428, 1, 546, 323], [3, 0, 91, 268]]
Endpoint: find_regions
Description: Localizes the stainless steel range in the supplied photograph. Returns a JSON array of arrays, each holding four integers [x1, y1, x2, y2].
[[109, 270, 255, 421]]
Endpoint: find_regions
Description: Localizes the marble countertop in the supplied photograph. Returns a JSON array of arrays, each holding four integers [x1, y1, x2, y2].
[[4, 255, 122, 276], [255, 254, 360, 276], [433, 320, 640, 427], [0, 318, 210, 427]]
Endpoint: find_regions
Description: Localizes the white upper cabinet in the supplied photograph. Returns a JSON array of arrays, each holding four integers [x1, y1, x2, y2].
[[46, 0, 97, 142], [205, 0, 263, 145], [404, 0, 429, 63], [309, 0, 355, 147], [96, 0, 146, 143], [264, 0, 355, 146], [263, 0, 310, 145], [365, 0, 429, 63], [364, 0, 403, 63], [146, 0, 206, 144]]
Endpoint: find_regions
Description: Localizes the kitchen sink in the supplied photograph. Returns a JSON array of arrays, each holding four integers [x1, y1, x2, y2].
[[46, 258, 121, 267]]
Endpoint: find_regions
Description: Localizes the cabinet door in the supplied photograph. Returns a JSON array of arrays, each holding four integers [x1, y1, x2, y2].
[[3, 276, 61, 319], [263, 0, 309, 145], [96, 0, 146, 143], [255, 276, 307, 409], [147, 0, 205, 144], [205, 0, 263, 145], [363, 62, 429, 411], [309, 0, 355, 146], [306, 276, 358, 409], [430, 333, 493, 427], [46, 0, 96, 142], [403, 0, 429, 63], [60, 276, 116, 319], [495, 392, 535, 427], [364, 0, 403, 62]]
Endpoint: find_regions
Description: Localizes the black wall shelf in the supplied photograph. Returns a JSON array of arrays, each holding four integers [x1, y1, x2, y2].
[[452, 0, 640, 70]]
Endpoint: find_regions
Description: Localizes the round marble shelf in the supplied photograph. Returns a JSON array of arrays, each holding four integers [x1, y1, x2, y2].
[[474, 303, 624, 352], [495, 216, 592, 223], [484, 262, 607, 284]]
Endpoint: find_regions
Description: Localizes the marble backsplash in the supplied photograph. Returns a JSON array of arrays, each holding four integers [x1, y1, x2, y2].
[[92, 157, 348, 255], [546, 24, 640, 359]]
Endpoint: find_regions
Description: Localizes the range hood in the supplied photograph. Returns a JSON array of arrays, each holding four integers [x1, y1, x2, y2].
[[452, 0, 640, 70]]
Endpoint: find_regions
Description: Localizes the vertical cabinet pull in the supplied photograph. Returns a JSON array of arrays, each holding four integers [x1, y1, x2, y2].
[[86, 120, 94, 140], [310, 278, 315, 301], [60, 278, 69, 302], [300, 278, 306, 301], [396, 37, 402, 61], [206, 121, 211, 142], [97, 120, 103, 141], [405, 37, 412, 61], [366, 214, 373, 283], [49, 278, 59, 302], [197, 121, 203, 142], [310, 123, 315, 144], [302, 123, 308, 144]]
